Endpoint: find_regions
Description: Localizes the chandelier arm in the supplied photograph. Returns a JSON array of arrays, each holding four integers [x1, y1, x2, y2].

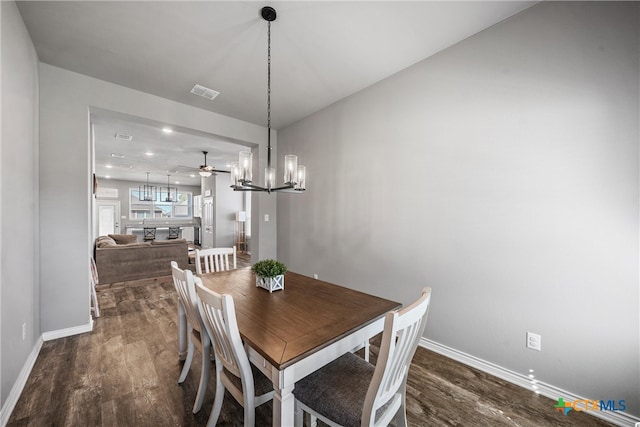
[[268, 184, 295, 191], [232, 188, 261, 192], [236, 182, 269, 191]]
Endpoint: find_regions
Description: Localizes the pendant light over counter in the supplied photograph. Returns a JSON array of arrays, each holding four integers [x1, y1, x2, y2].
[[230, 6, 306, 194], [163, 174, 177, 203], [139, 172, 156, 202]]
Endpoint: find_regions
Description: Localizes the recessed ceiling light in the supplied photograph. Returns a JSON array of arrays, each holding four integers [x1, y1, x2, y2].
[[105, 175, 111, 179], [175, 181, 180, 185], [145, 152, 154, 156], [111, 153, 125, 158], [190, 174, 196, 178], [105, 164, 113, 169], [162, 127, 173, 134], [114, 133, 133, 142]]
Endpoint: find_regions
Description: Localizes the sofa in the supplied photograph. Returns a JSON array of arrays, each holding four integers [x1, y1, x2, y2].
[[94, 234, 189, 284]]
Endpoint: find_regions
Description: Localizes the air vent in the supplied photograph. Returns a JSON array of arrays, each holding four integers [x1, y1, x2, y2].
[[114, 133, 133, 142], [191, 84, 220, 100]]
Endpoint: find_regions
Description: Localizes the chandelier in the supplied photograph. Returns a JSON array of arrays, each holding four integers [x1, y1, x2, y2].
[[230, 6, 306, 194], [139, 172, 156, 202]]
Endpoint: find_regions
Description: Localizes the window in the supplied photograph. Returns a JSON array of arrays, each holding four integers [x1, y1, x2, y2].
[[130, 189, 192, 219]]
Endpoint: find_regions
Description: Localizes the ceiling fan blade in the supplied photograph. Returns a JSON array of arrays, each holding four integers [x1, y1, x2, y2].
[[197, 150, 230, 174]]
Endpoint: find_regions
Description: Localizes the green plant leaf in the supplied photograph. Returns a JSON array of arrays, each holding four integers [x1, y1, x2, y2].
[[251, 259, 287, 277]]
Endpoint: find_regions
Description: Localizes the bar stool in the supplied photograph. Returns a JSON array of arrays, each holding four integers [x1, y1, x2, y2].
[[168, 226, 180, 240], [143, 227, 156, 241]]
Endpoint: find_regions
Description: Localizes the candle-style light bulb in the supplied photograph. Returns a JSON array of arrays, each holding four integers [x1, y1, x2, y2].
[[239, 151, 253, 183], [284, 155, 298, 185]]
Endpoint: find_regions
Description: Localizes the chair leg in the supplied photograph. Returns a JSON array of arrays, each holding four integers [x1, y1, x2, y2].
[[364, 339, 370, 362], [392, 385, 409, 427], [243, 403, 254, 427], [178, 330, 195, 383], [192, 337, 211, 413], [243, 384, 256, 427], [294, 401, 304, 427], [207, 361, 225, 427], [91, 285, 100, 318]]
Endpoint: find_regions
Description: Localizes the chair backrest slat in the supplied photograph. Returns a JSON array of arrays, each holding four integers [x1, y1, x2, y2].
[[362, 287, 431, 426], [195, 247, 237, 276]]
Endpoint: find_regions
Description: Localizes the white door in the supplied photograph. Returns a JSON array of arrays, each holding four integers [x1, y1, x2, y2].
[[97, 200, 121, 236], [202, 196, 214, 248]]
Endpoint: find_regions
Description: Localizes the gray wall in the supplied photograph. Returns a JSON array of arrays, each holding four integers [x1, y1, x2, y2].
[[38, 63, 277, 334], [0, 1, 40, 407], [215, 172, 244, 248], [278, 1, 639, 416]]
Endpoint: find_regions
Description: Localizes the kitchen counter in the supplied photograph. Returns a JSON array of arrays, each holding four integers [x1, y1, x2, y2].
[[125, 223, 200, 244]]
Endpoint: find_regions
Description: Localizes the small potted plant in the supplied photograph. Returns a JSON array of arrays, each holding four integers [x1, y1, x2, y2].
[[252, 259, 287, 292]]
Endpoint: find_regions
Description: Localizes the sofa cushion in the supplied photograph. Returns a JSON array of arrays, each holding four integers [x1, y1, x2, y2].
[[151, 239, 187, 245], [108, 242, 152, 249], [109, 234, 137, 244]]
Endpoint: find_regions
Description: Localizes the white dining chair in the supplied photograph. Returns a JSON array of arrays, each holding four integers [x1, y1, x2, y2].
[[293, 287, 432, 427], [195, 281, 274, 427], [170, 261, 211, 414], [195, 246, 237, 275], [89, 257, 100, 318]]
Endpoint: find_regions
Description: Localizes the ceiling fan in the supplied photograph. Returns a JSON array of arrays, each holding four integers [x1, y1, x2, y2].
[[198, 150, 230, 177]]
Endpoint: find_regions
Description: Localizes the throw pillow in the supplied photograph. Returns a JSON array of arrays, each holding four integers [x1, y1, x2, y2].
[[96, 237, 117, 248]]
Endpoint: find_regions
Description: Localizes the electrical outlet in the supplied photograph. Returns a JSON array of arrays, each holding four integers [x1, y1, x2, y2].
[[527, 332, 541, 351], [313, 274, 318, 279], [22, 323, 27, 341]]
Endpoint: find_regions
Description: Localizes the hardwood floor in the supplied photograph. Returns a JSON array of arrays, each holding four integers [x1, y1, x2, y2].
[[8, 267, 614, 426]]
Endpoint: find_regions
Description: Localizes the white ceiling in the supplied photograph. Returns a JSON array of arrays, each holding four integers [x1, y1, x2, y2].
[[17, 1, 536, 186], [91, 109, 242, 186]]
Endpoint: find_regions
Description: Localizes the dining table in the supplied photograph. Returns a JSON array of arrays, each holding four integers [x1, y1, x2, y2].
[[183, 267, 400, 427]]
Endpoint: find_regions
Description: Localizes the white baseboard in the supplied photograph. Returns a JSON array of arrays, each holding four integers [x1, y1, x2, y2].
[[419, 338, 639, 427], [41, 318, 93, 342], [0, 336, 43, 427]]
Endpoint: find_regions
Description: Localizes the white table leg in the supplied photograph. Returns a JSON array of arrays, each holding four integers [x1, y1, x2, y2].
[[177, 299, 187, 360], [272, 383, 295, 427]]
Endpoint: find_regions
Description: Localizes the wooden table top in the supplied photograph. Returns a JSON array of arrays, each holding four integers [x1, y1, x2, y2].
[[199, 268, 400, 369]]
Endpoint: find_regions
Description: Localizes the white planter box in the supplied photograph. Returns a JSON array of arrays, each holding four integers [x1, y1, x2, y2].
[[256, 274, 284, 292]]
